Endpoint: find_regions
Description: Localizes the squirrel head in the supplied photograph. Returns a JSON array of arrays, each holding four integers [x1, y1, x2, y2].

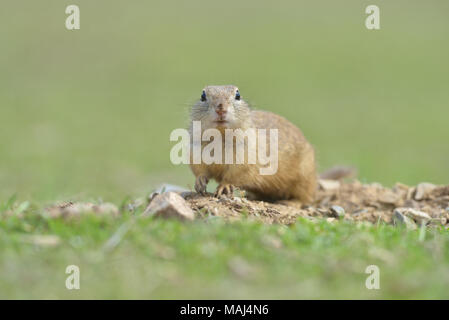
[[190, 85, 251, 131]]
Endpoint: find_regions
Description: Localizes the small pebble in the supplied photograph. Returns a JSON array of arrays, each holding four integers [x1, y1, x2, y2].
[[330, 205, 345, 219]]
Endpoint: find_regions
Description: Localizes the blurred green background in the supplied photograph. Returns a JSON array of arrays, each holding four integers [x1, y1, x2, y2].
[[1, 0, 448, 202]]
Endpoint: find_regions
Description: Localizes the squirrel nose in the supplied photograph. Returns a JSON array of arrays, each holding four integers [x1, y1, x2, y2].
[[215, 104, 227, 116]]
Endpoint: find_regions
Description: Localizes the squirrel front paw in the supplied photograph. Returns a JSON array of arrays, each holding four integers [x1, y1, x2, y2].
[[194, 175, 209, 195], [214, 184, 235, 198]]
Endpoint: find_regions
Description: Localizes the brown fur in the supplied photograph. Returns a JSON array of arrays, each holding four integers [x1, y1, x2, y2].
[[189, 85, 317, 204]]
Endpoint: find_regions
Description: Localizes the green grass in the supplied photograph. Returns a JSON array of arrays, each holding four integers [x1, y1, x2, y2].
[[1, 202, 449, 299], [1, 0, 449, 299]]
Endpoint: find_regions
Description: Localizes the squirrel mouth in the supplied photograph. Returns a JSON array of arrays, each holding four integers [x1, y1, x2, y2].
[[214, 120, 228, 124]]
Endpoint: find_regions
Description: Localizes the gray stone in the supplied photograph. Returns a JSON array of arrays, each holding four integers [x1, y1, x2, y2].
[[395, 207, 431, 225], [414, 182, 436, 201], [318, 179, 341, 191], [393, 209, 417, 230], [330, 205, 345, 218], [143, 192, 194, 221], [379, 193, 400, 205]]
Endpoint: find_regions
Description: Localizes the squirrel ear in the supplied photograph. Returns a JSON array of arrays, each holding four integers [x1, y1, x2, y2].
[[201, 90, 206, 101]]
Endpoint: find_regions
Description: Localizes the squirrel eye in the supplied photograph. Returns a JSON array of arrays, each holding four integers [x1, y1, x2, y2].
[[201, 90, 206, 101], [235, 90, 241, 100]]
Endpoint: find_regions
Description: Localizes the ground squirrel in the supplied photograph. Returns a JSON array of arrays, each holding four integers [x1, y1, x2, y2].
[[189, 85, 317, 204]]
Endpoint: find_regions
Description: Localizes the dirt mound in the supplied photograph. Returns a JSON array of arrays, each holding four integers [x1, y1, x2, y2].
[[184, 180, 449, 227]]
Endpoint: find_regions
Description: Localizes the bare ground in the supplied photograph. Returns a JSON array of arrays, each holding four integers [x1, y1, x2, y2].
[[41, 179, 449, 229], [184, 180, 449, 227]]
